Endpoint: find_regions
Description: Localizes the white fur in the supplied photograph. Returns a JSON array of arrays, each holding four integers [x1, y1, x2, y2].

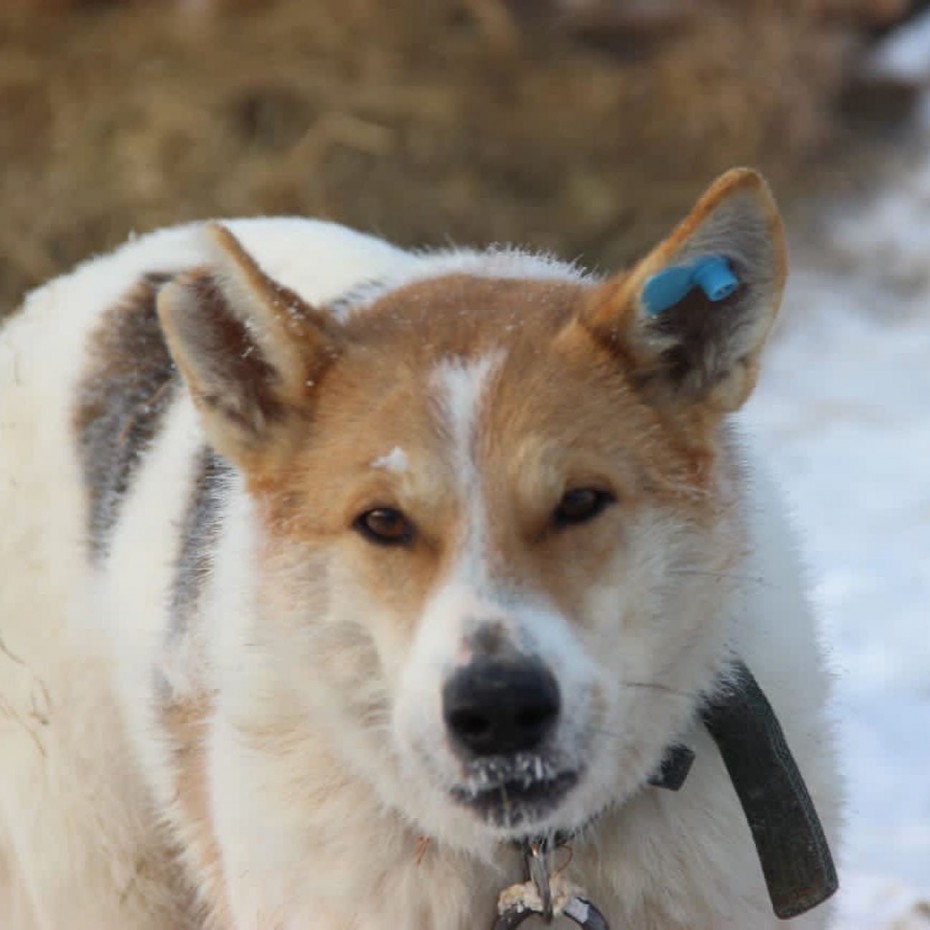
[[0, 217, 838, 930], [430, 353, 499, 589]]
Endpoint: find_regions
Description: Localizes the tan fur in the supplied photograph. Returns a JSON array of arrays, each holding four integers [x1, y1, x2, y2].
[[237, 270, 724, 649], [161, 692, 230, 928]]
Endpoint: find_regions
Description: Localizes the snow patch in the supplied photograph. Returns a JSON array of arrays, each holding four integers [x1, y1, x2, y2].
[[370, 446, 408, 474], [743, 77, 930, 926]]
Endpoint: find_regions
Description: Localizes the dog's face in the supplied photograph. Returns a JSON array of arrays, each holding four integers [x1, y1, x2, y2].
[[159, 169, 785, 851]]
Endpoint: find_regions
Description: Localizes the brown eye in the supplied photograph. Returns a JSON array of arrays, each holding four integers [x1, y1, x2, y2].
[[553, 488, 615, 528], [354, 508, 414, 546]]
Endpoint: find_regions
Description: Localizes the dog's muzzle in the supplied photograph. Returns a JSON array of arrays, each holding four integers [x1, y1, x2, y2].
[[443, 656, 561, 758], [443, 657, 580, 826]]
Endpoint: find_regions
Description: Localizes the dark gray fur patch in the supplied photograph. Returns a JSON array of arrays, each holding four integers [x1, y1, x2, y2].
[[170, 447, 231, 638], [327, 276, 388, 319], [74, 272, 178, 560]]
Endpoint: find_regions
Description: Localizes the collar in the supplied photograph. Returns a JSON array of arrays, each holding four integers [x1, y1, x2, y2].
[[494, 659, 838, 928]]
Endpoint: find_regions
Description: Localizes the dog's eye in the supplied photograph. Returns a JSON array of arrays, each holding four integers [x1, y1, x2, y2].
[[354, 508, 414, 546], [553, 488, 615, 528]]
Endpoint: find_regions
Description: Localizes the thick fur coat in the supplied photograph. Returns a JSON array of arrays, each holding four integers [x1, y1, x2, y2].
[[0, 169, 838, 929]]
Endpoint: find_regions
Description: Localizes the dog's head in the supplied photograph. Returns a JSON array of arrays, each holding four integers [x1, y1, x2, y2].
[[158, 168, 785, 851]]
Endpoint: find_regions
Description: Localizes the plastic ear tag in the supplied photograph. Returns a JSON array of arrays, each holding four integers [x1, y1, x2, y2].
[[642, 256, 738, 317]]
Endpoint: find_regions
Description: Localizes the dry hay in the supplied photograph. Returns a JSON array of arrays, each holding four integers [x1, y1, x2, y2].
[[0, 0, 873, 313]]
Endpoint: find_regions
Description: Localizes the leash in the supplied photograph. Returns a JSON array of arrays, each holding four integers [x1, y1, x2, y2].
[[491, 659, 837, 929]]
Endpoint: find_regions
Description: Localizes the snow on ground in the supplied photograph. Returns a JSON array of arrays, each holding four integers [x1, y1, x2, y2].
[[744, 109, 930, 927]]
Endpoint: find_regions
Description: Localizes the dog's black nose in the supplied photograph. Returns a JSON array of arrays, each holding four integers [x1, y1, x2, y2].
[[442, 658, 561, 756]]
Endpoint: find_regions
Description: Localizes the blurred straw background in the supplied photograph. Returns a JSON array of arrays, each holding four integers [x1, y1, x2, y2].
[[3, 4, 930, 927], [0, 0, 921, 312]]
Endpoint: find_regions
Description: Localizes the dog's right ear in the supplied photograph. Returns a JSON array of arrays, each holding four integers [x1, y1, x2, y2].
[[157, 224, 342, 468]]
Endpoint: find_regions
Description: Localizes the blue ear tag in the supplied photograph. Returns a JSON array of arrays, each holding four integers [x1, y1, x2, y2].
[[642, 256, 738, 317]]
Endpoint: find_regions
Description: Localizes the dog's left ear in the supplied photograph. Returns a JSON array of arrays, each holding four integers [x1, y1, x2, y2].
[[582, 168, 786, 418]]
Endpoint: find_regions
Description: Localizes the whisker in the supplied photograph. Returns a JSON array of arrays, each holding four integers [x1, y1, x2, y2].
[[621, 680, 696, 700], [583, 724, 627, 741], [667, 568, 770, 586], [581, 683, 696, 741]]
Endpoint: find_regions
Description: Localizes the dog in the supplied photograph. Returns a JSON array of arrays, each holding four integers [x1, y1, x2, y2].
[[0, 168, 839, 929]]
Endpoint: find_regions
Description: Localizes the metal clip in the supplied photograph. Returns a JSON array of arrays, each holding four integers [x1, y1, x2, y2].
[[492, 838, 611, 929], [493, 895, 610, 929], [526, 839, 552, 920]]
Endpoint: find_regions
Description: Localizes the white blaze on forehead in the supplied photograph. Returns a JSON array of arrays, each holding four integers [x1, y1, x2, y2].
[[370, 446, 408, 474], [431, 353, 503, 589], [431, 353, 501, 497]]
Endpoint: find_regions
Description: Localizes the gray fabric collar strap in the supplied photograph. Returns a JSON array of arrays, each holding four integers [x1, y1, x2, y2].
[[650, 659, 838, 916], [700, 659, 838, 919]]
